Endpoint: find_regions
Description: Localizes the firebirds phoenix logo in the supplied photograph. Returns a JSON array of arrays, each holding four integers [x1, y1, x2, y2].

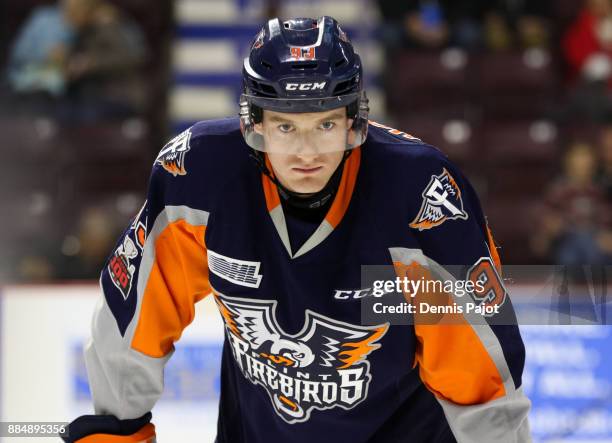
[[155, 128, 191, 176], [410, 168, 468, 231], [214, 293, 389, 423]]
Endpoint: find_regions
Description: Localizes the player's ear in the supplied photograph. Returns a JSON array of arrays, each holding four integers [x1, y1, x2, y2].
[[253, 108, 268, 135], [347, 118, 355, 145]]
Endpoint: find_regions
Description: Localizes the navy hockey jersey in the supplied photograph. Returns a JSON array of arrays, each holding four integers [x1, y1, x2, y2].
[[87, 118, 531, 442]]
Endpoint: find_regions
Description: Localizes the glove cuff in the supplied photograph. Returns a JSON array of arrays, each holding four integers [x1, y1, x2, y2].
[[61, 412, 154, 442]]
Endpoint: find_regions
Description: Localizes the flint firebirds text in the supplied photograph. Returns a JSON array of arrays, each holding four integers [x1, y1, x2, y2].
[[215, 293, 389, 424]]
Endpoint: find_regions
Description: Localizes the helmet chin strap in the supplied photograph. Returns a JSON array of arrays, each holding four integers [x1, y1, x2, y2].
[[249, 149, 352, 210]]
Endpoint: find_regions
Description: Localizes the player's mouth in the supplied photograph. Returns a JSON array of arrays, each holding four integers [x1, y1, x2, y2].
[[292, 166, 323, 174]]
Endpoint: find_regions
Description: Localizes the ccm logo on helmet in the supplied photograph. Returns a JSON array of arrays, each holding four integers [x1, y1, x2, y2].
[[285, 82, 326, 91]]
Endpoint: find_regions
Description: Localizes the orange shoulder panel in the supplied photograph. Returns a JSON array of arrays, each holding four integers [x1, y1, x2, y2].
[[414, 323, 506, 404], [132, 220, 210, 357], [261, 159, 281, 212], [393, 260, 506, 405]]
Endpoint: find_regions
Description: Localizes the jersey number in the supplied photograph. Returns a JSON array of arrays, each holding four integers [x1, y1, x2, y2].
[[467, 257, 507, 310]]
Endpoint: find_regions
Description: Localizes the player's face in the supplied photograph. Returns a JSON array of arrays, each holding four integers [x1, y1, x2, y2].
[[257, 109, 352, 194]]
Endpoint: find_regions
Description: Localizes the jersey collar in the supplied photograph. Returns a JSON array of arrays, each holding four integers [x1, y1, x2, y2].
[[261, 147, 361, 258]]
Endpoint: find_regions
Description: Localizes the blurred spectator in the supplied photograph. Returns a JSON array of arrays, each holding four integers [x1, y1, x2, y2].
[[53, 205, 119, 279], [531, 142, 612, 265], [4, 0, 148, 122], [562, 0, 612, 121], [563, 0, 612, 85], [377, 0, 490, 51], [443, 1, 489, 50], [377, 0, 449, 50], [12, 205, 120, 281], [6, 4, 74, 104], [377, 0, 550, 51], [16, 255, 55, 283], [60, 0, 148, 122], [597, 124, 612, 199], [485, 0, 552, 50]]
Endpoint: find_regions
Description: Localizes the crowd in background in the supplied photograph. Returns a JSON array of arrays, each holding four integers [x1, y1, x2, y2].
[[531, 131, 611, 266], [376, 0, 552, 51], [6, 0, 148, 122], [1, 0, 611, 282], [0, 0, 171, 282], [377, 0, 612, 267]]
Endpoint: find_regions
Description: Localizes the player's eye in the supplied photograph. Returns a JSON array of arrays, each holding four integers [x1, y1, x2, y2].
[[278, 124, 293, 133], [320, 121, 335, 131]]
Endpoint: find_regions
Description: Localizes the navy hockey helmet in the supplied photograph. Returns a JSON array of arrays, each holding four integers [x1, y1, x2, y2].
[[240, 16, 369, 152]]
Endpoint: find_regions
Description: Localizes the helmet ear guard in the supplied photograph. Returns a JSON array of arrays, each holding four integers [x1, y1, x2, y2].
[[239, 96, 264, 150], [250, 103, 263, 124]]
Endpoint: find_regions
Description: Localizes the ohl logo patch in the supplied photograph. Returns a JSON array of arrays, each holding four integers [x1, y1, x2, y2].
[[207, 250, 263, 288], [410, 168, 468, 231], [214, 292, 389, 423], [155, 128, 191, 176]]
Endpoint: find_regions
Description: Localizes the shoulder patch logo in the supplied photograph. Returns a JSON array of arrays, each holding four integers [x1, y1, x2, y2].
[[215, 292, 389, 423], [108, 236, 138, 300], [108, 200, 148, 300], [155, 128, 191, 176], [410, 168, 468, 231], [208, 250, 263, 288]]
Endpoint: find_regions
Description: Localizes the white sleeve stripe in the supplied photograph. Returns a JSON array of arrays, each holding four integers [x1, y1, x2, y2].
[[388, 247, 532, 442], [389, 247, 516, 393], [85, 205, 209, 419]]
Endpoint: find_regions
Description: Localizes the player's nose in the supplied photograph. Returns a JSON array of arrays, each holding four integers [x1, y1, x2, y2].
[[294, 153, 318, 164], [294, 132, 319, 158]]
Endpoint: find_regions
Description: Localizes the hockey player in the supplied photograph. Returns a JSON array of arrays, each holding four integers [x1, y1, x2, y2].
[[62, 16, 531, 443]]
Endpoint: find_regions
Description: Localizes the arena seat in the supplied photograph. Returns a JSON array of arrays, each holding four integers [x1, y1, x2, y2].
[[387, 49, 472, 115], [483, 197, 542, 264], [397, 112, 480, 164], [476, 50, 559, 118], [58, 122, 150, 196], [482, 119, 559, 164]]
